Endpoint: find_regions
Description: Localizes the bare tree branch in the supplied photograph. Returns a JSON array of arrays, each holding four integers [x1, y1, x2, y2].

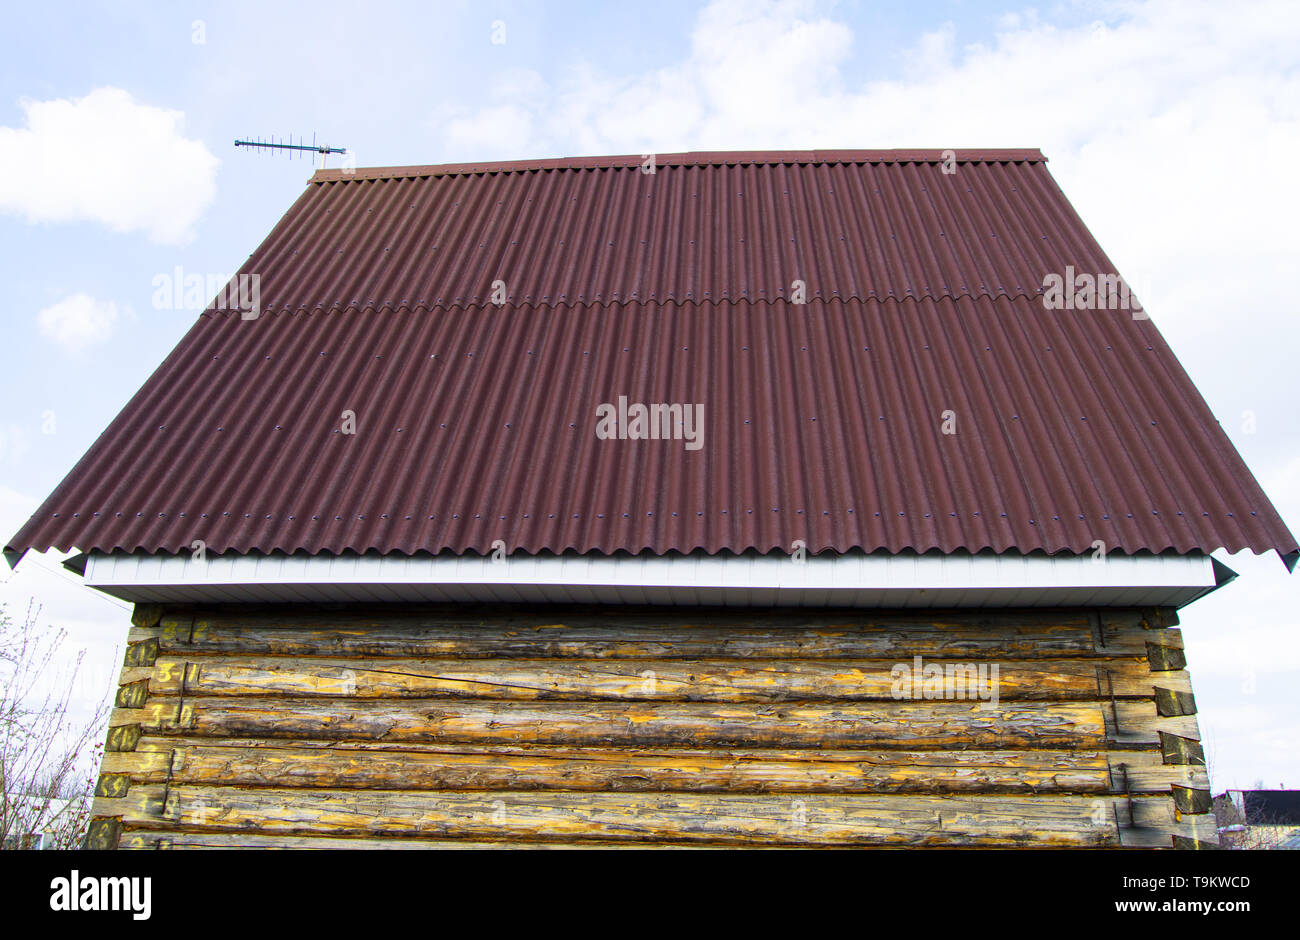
[[0, 601, 111, 850]]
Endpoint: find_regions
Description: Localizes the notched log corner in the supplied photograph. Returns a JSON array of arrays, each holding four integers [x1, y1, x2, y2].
[[1173, 835, 1219, 850], [1171, 786, 1212, 815], [106, 723, 143, 752], [1140, 607, 1180, 630], [84, 816, 122, 850], [1146, 642, 1187, 672], [1154, 687, 1197, 717], [94, 773, 132, 799], [131, 604, 164, 630], [123, 637, 161, 668], [1159, 731, 1205, 766], [115, 679, 151, 709]]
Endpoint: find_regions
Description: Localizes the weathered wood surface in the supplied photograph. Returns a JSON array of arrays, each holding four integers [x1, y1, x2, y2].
[[100, 784, 1202, 847], [119, 831, 691, 850], [144, 611, 1159, 660], [88, 603, 1210, 849], [137, 655, 1187, 701], [107, 695, 1199, 749], [112, 697, 1109, 748], [1109, 702, 1201, 743], [102, 739, 1204, 794]]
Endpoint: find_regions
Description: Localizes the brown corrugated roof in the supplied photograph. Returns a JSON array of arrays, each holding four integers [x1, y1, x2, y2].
[[8, 149, 1297, 565]]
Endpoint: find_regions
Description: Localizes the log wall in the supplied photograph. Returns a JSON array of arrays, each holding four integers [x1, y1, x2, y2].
[[87, 604, 1215, 849]]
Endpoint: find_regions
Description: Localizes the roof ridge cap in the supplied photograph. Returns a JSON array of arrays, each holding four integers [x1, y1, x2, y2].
[[311, 148, 1047, 183]]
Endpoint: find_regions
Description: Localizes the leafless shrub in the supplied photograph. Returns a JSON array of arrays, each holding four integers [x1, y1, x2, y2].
[[0, 601, 111, 849]]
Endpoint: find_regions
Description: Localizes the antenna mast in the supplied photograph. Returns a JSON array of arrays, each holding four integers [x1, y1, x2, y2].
[[235, 134, 349, 169]]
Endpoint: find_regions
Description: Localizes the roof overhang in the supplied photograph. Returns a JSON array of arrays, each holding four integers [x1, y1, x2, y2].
[[77, 550, 1227, 609]]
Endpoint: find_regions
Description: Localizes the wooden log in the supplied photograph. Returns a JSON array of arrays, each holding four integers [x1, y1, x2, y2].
[[101, 746, 171, 780], [115, 679, 150, 708], [131, 604, 162, 629], [1172, 835, 1219, 850], [153, 614, 1150, 660], [140, 656, 1177, 702], [1119, 799, 1217, 847], [171, 607, 1098, 634], [1106, 753, 1208, 792], [1171, 786, 1213, 815], [85, 817, 122, 850], [165, 743, 1107, 793], [107, 784, 1187, 847], [122, 637, 159, 667], [118, 830, 695, 850], [99, 736, 1210, 794], [1147, 642, 1187, 672], [1147, 627, 1184, 650], [105, 723, 142, 752], [92, 784, 166, 822], [127, 625, 162, 644], [95, 773, 132, 798], [1153, 687, 1197, 717], [118, 666, 154, 687], [1110, 702, 1200, 745], [1138, 608, 1180, 630], [126, 697, 1109, 748], [1160, 732, 1206, 766], [155, 698, 1183, 746], [157, 742, 1209, 795]]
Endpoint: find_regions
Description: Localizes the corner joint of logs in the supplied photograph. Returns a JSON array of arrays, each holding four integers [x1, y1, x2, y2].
[[84, 816, 122, 850]]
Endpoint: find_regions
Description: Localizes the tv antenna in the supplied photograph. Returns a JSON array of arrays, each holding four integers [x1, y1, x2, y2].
[[235, 133, 349, 169]]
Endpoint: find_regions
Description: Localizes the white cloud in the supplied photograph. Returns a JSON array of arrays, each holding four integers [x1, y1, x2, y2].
[[0, 87, 219, 244], [0, 483, 37, 541], [0, 424, 32, 468], [1200, 701, 1300, 790], [36, 293, 121, 352], [1263, 454, 1300, 501]]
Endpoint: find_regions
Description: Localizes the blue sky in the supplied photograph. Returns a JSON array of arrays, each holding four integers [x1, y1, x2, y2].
[[1, 0, 1298, 792]]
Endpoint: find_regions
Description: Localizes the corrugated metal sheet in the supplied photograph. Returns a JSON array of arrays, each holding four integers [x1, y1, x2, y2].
[[253, 152, 1067, 314], [8, 150, 1296, 563]]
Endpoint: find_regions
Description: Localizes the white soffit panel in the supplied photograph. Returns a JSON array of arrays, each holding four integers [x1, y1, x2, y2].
[[78, 550, 1225, 609]]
